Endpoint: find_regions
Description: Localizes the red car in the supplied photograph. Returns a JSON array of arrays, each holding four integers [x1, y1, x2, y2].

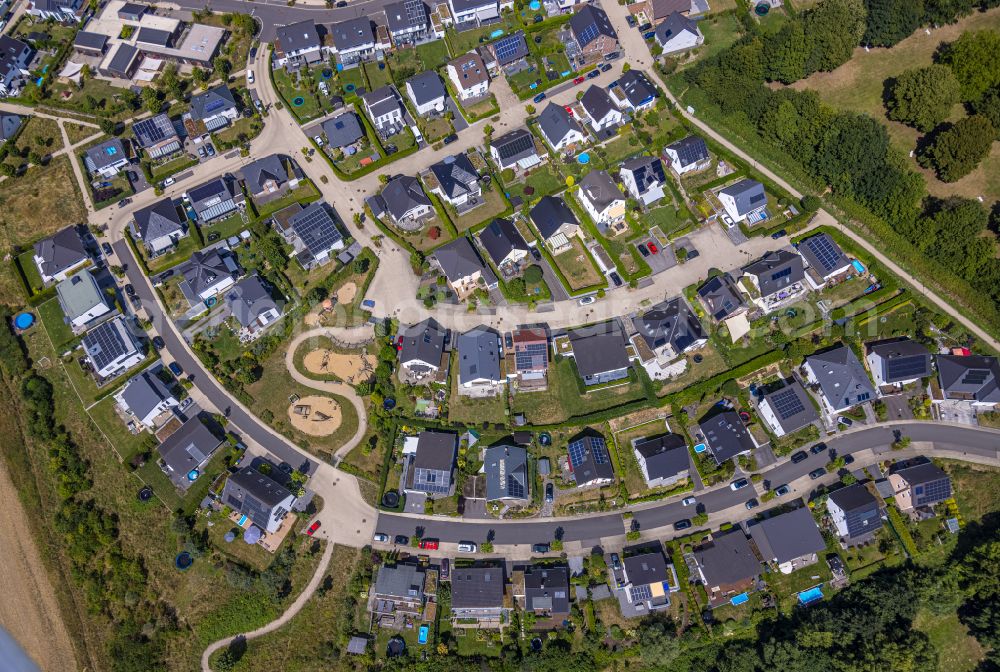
[[419, 539, 439, 550], [648, 242, 659, 254], [396, 335, 403, 351], [306, 521, 321, 536], [564, 105, 574, 116], [573, 76, 585, 84]]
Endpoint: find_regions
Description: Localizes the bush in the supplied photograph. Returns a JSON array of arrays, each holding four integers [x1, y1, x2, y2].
[[523, 264, 543, 283], [800, 194, 821, 212], [885, 65, 962, 132], [920, 115, 996, 182]]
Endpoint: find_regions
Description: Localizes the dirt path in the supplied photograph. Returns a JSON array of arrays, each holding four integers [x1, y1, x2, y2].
[[0, 459, 76, 672]]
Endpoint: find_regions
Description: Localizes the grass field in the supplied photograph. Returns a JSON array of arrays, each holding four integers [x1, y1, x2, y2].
[[504, 162, 564, 204], [510, 359, 646, 424], [447, 188, 510, 232], [447, 361, 509, 425], [914, 609, 985, 672], [5, 118, 63, 170], [0, 156, 87, 252], [63, 122, 99, 145], [552, 237, 602, 291]]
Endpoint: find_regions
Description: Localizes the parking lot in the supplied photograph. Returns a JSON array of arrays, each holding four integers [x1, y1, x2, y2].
[[634, 237, 676, 274]]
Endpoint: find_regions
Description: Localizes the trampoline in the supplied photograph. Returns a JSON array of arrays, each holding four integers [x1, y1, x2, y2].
[[530, 638, 542, 652], [14, 312, 34, 330], [137, 486, 153, 502], [175, 552, 193, 570], [754, 2, 770, 15], [291, 96, 305, 106], [322, 68, 333, 79], [693, 354, 704, 363], [383, 397, 396, 411], [382, 490, 400, 508], [539, 432, 552, 446], [344, 83, 356, 93]]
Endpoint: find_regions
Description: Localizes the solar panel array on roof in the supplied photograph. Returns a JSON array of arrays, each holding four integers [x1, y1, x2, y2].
[[770, 386, 806, 421], [629, 584, 653, 601], [495, 131, 534, 160], [568, 439, 588, 468], [963, 370, 990, 385], [291, 203, 342, 257], [492, 33, 526, 63], [592, 438, 610, 464], [134, 115, 171, 143], [802, 235, 843, 275], [886, 356, 930, 381], [913, 479, 951, 505], [515, 342, 546, 371], [507, 474, 525, 499], [578, 22, 599, 45]]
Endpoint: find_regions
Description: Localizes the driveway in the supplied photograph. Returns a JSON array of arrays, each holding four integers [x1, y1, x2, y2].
[[635, 238, 675, 274], [935, 400, 979, 426], [404, 491, 427, 514], [447, 97, 469, 132]]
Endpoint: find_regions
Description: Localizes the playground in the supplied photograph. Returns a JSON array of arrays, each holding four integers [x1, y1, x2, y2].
[[287, 395, 343, 437], [302, 347, 375, 384]]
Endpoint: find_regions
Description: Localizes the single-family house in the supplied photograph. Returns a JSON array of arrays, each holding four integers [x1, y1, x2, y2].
[[322, 112, 365, 148], [567, 321, 630, 386], [478, 217, 529, 271], [240, 154, 292, 202], [447, 52, 489, 101], [865, 338, 932, 389], [663, 135, 710, 176], [489, 31, 529, 70], [484, 444, 529, 502], [405, 70, 448, 116], [433, 236, 498, 299], [647, 0, 699, 22], [696, 274, 745, 322], [621, 548, 679, 611], [384, 0, 430, 47], [399, 318, 448, 377], [748, 507, 825, 574], [803, 345, 877, 415], [567, 433, 614, 487], [405, 431, 457, 496], [457, 326, 503, 393], [448, 0, 499, 27], [757, 381, 819, 437], [133, 114, 181, 159], [619, 155, 666, 206], [280, 201, 345, 269], [157, 417, 222, 484], [490, 128, 541, 172], [888, 461, 952, 513], [371, 563, 427, 624], [73, 31, 108, 57], [529, 195, 580, 253], [740, 249, 807, 312], [375, 175, 433, 227], [115, 368, 179, 429], [633, 297, 707, 361], [579, 84, 622, 133], [221, 466, 297, 534], [27, 0, 85, 21], [226, 274, 282, 341], [33, 226, 89, 284], [84, 138, 130, 178], [564, 5, 618, 65], [934, 354, 1000, 407], [537, 102, 587, 153], [55, 270, 113, 330], [515, 566, 570, 619], [609, 70, 657, 113], [187, 176, 244, 224], [274, 20, 322, 67], [82, 316, 144, 379], [177, 248, 240, 304], [509, 327, 548, 385], [189, 85, 239, 132], [329, 17, 378, 64], [654, 12, 703, 54], [118, 2, 147, 21], [699, 409, 755, 464], [0, 113, 21, 144], [362, 86, 405, 135], [428, 153, 481, 208], [691, 531, 760, 605], [577, 170, 626, 233], [719, 179, 767, 224], [0, 36, 33, 97], [633, 433, 689, 489], [827, 483, 883, 545], [450, 566, 507, 628], [797, 233, 852, 289], [100, 42, 140, 80]]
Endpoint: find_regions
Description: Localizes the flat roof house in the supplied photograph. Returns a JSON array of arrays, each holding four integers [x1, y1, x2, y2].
[[484, 444, 529, 502], [114, 368, 179, 429], [619, 155, 666, 206], [719, 179, 767, 225], [274, 20, 322, 67], [622, 547, 679, 611], [399, 317, 448, 377], [568, 320, 630, 386], [240, 154, 292, 202], [699, 409, 755, 464], [279, 201, 345, 269], [757, 381, 819, 437], [663, 135, 709, 176], [177, 247, 240, 305], [537, 102, 586, 153], [362, 85, 405, 136], [451, 566, 507, 628], [516, 566, 570, 619], [28, 0, 85, 21], [691, 531, 760, 605], [934, 354, 1000, 407], [84, 138, 130, 178], [157, 416, 223, 485], [565, 4, 618, 65], [433, 236, 498, 300], [405, 70, 447, 116], [428, 153, 481, 209], [73, 30, 109, 56], [448, 0, 500, 28], [55, 270, 113, 331], [827, 483, 883, 546], [888, 461, 952, 514], [748, 506, 825, 574], [530, 195, 580, 253], [865, 338, 932, 389], [187, 176, 244, 224], [803, 345, 877, 415], [740, 249, 807, 313], [328, 17, 377, 65], [133, 114, 181, 159], [579, 84, 622, 133], [457, 326, 503, 393], [384, 0, 431, 47], [447, 52, 489, 101], [609, 70, 657, 113], [633, 297, 707, 362], [221, 466, 297, 534], [188, 85, 239, 132], [33, 225, 89, 284], [696, 274, 745, 322], [567, 433, 614, 487], [226, 274, 282, 342], [81, 316, 144, 380], [374, 175, 433, 227], [654, 11, 703, 54], [321, 112, 364, 148], [479, 217, 529, 273], [633, 433, 689, 489], [405, 431, 457, 497], [797, 233, 852, 289], [371, 563, 427, 624], [490, 127, 541, 172], [577, 169, 625, 233]]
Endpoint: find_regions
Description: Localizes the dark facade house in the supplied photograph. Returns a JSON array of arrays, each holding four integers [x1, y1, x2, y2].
[[567, 433, 614, 487], [567, 321, 630, 386], [757, 381, 819, 437], [935, 354, 1000, 407], [399, 317, 448, 376], [865, 338, 932, 389], [827, 483, 883, 544], [888, 461, 952, 513], [696, 274, 745, 321], [157, 417, 223, 487], [692, 531, 760, 605], [699, 409, 755, 464], [633, 434, 689, 488], [519, 566, 570, 618], [748, 507, 825, 572], [221, 466, 297, 534], [483, 444, 529, 502], [405, 431, 457, 497], [633, 297, 707, 360]]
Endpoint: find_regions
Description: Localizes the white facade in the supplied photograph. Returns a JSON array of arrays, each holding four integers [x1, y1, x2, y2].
[[448, 0, 499, 25], [114, 385, 178, 429], [719, 190, 763, 224], [86, 319, 145, 379], [663, 147, 709, 176], [826, 498, 853, 539], [541, 124, 586, 153], [865, 351, 921, 389], [34, 253, 88, 285], [620, 168, 665, 206], [365, 97, 404, 132], [801, 360, 855, 415], [577, 185, 625, 228], [585, 106, 622, 132], [657, 27, 703, 54], [446, 63, 489, 100], [490, 144, 541, 171], [405, 82, 446, 116], [757, 398, 789, 437]]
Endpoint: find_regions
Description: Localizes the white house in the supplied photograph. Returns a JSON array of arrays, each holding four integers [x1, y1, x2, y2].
[[33, 226, 89, 285], [221, 467, 297, 534], [456, 327, 504, 395], [756, 381, 820, 438], [448, 0, 499, 26], [654, 12, 704, 54], [579, 85, 622, 132], [537, 102, 587, 153], [362, 86, 405, 135], [132, 199, 187, 257], [405, 70, 448, 116], [82, 316, 145, 380], [719, 179, 767, 224], [274, 20, 323, 67], [55, 271, 113, 331], [84, 138, 130, 178], [328, 17, 378, 65], [802, 345, 877, 416], [0, 36, 33, 97], [620, 156, 666, 206], [865, 339, 932, 389], [490, 128, 541, 172], [115, 368, 179, 429], [447, 52, 489, 101], [188, 85, 239, 132], [428, 153, 481, 208], [663, 136, 710, 176], [577, 170, 626, 233]]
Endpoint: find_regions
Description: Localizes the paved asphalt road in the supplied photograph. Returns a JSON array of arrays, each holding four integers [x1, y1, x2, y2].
[[171, 0, 396, 40], [376, 423, 1000, 545], [111, 239, 319, 475]]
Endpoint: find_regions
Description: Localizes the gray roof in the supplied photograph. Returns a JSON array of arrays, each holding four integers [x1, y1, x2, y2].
[[866, 338, 932, 384], [406, 70, 446, 106], [329, 17, 374, 51], [483, 444, 528, 500], [936, 354, 1000, 403], [623, 549, 669, 586], [187, 176, 241, 219], [321, 112, 364, 148], [374, 563, 426, 601], [828, 483, 882, 538], [797, 233, 850, 277], [697, 274, 744, 321], [118, 2, 146, 18], [276, 19, 320, 53], [385, 0, 428, 33], [655, 11, 699, 46], [451, 566, 505, 609], [430, 153, 479, 201], [0, 113, 20, 142], [74, 30, 108, 52], [221, 466, 294, 526], [651, 0, 693, 19], [529, 195, 578, 240], [892, 462, 952, 507], [580, 84, 615, 123], [414, 431, 457, 472], [458, 326, 501, 384], [537, 101, 583, 146], [239, 154, 289, 194], [158, 417, 222, 474], [434, 236, 495, 284], [621, 155, 666, 196], [120, 369, 175, 421], [450, 0, 497, 12], [288, 201, 343, 258], [478, 217, 528, 266], [106, 43, 139, 76], [699, 409, 755, 462], [81, 317, 139, 374], [177, 248, 239, 299], [578, 169, 623, 211], [616, 70, 657, 107], [568, 321, 629, 378], [665, 135, 709, 169], [132, 114, 178, 148], [400, 318, 447, 367], [55, 270, 106, 321], [189, 85, 237, 121], [490, 31, 529, 65], [633, 434, 689, 481], [693, 531, 760, 587], [34, 226, 87, 278], [362, 85, 402, 118], [633, 297, 705, 355], [748, 507, 825, 565], [380, 175, 430, 221], [84, 138, 128, 172], [760, 381, 819, 434], [743, 249, 804, 297], [523, 566, 570, 615], [491, 128, 538, 166], [569, 4, 617, 47], [135, 26, 172, 47], [720, 178, 767, 216], [806, 345, 876, 409], [346, 637, 368, 655], [226, 275, 279, 328]]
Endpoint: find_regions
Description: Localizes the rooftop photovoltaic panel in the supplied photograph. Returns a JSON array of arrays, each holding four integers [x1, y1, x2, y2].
[[507, 475, 525, 499], [515, 342, 546, 371], [291, 204, 342, 256], [134, 116, 172, 143], [770, 267, 792, 281], [802, 235, 845, 274], [770, 387, 805, 421], [963, 370, 989, 385], [578, 22, 599, 45], [568, 439, 587, 468], [885, 356, 928, 380], [493, 34, 525, 62], [914, 479, 951, 505], [591, 437, 610, 464], [496, 132, 534, 159], [629, 584, 652, 601]]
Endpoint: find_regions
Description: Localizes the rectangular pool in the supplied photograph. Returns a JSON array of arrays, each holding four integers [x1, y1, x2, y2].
[[693, 443, 706, 454], [418, 625, 428, 644], [237, 514, 248, 527], [730, 592, 749, 606], [852, 259, 866, 274], [798, 586, 824, 605]]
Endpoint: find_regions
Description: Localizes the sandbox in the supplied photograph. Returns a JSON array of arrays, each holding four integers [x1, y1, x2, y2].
[[287, 395, 343, 436], [302, 348, 375, 384]]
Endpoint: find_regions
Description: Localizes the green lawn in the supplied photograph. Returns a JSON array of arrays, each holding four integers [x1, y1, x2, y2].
[[272, 67, 328, 122], [417, 39, 451, 71], [336, 67, 367, 96], [143, 235, 200, 274], [552, 237, 602, 291], [446, 371, 508, 426], [151, 155, 199, 181], [914, 609, 985, 672], [363, 60, 393, 89], [37, 296, 76, 350], [447, 188, 511, 232], [201, 212, 249, 241], [510, 359, 646, 425], [15, 249, 44, 293], [684, 11, 743, 66], [253, 180, 321, 220], [504, 163, 564, 204]]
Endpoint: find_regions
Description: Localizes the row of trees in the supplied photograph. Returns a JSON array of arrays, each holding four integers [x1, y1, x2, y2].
[[863, 0, 1000, 47]]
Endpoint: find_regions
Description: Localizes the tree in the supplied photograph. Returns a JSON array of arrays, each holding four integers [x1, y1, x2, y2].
[[973, 85, 1000, 138], [801, 0, 867, 75], [886, 65, 961, 131], [637, 619, 681, 668], [939, 29, 1000, 102], [920, 115, 996, 182], [214, 56, 232, 77], [141, 87, 161, 114], [523, 265, 543, 284], [99, 118, 116, 135], [863, 0, 923, 47]]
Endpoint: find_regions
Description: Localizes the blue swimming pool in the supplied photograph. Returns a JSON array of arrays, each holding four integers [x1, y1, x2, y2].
[[798, 586, 824, 605], [577, 152, 590, 164], [851, 259, 866, 274], [490, 29, 505, 38], [529, 0, 540, 8], [237, 514, 248, 526], [693, 443, 706, 453], [730, 592, 749, 606], [418, 625, 428, 644]]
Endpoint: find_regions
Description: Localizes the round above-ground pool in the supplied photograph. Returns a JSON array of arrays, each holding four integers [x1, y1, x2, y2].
[[14, 312, 34, 330], [291, 96, 305, 106], [187, 469, 199, 482], [754, 2, 770, 14], [577, 152, 590, 164], [529, 0, 541, 8], [175, 552, 193, 570], [383, 397, 396, 411]]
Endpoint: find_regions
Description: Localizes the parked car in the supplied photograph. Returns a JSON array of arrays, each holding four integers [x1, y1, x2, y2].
[[774, 484, 791, 497], [373, 533, 389, 543], [838, 415, 854, 427], [168, 362, 183, 376], [681, 496, 696, 506], [587, 69, 601, 79], [647, 241, 658, 254], [730, 478, 750, 491], [626, 15, 637, 26], [443, 133, 458, 145], [610, 553, 621, 570], [564, 105, 574, 116], [674, 519, 692, 531], [419, 539, 439, 550], [336, 0, 347, 4], [600, 63, 612, 72], [162, 177, 175, 187], [117, 198, 131, 208], [579, 295, 595, 306], [532, 543, 550, 553], [843, 454, 855, 465], [102, 242, 113, 256], [151, 336, 165, 350], [198, 147, 206, 158], [545, 482, 554, 503], [305, 521, 321, 536], [770, 228, 787, 240], [638, 22, 652, 31], [573, 76, 585, 85], [791, 450, 808, 464], [637, 243, 650, 257], [810, 442, 828, 454], [247, 70, 254, 84], [314, 135, 325, 147], [205, 144, 215, 156], [394, 534, 409, 545], [809, 468, 826, 480], [643, 30, 656, 40], [530, 247, 542, 261], [362, 299, 376, 308], [124, 284, 135, 297], [440, 557, 450, 579], [687, 249, 700, 260], [745, 498, 759, 510], [457, 542, 477, 553], [533, 92, 547, 103], [609, 272, 622, 287], [249, 46, 257, 59], [604, 51, 619, 60], [129, 294, 142, 309]]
